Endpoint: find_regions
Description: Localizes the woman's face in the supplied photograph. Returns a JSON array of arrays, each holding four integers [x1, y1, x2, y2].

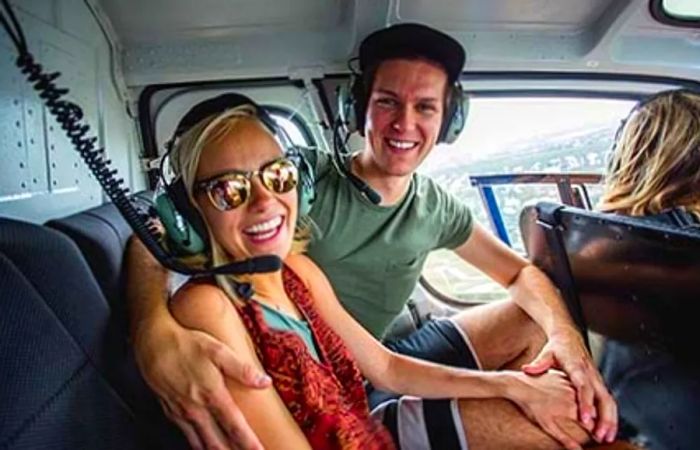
[[194, 118, 297, 261]]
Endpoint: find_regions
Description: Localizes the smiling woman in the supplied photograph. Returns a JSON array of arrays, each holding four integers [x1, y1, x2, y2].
[[1, 1, 699, 449]]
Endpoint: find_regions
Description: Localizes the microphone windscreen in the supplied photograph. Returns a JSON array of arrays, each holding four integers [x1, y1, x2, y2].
[[210, 255, 283, 275]]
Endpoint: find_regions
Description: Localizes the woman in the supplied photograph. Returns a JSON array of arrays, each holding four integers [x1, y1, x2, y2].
[[598, 89, 700, 450], [166, 98, 584, 450]]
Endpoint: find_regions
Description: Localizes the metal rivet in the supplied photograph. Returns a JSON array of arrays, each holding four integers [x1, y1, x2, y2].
[[19, 162, 24, 168]]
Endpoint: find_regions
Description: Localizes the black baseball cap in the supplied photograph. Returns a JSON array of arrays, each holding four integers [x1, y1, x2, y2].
[[358, 23, 466, 83]]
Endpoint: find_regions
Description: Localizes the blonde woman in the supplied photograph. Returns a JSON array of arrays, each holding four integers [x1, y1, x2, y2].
[[601, 89, 700, 218], [599, 89, 700, 449], [162, 94, 589, 450]]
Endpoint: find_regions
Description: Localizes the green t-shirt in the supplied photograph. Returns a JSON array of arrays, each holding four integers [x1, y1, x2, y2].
[[304, 150, 474, 338]]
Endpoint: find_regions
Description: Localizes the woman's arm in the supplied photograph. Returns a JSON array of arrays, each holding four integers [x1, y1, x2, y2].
[[288, 255, 513, 397], [286, 255, 578, 431], [170, 282, 312, 450]]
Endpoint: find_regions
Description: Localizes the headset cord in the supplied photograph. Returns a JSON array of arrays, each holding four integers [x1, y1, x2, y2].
[[0, 0, 279, 295]]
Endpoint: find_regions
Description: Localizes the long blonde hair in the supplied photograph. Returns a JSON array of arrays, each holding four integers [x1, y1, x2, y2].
[[600, 90, 700, 217], [170, 103, 310, 299]]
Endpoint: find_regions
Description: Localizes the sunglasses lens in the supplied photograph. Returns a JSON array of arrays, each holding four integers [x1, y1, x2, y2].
[[208, 176, 249, 210], [262, 159, 298, 194]]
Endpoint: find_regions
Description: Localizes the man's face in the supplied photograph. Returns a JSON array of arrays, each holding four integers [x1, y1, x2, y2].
[[364, 58, 448, 178]]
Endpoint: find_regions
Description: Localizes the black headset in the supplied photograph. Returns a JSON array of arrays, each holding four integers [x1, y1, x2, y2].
[[154, 94, 316, 295], [334, 63, 469, 204]]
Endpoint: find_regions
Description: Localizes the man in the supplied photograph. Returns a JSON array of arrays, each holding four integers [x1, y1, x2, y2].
[[127, 23, 617, 450]]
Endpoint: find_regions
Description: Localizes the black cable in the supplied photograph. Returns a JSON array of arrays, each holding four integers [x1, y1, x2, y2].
[[331, 114, 381, 204], [0, 1, 281, 296]]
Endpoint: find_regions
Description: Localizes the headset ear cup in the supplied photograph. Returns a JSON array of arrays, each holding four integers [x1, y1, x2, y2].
[[154, 178, 208, 256], [438, 84, 469, 145], [350, 75, 367, 136], [289, 146, 316, 216]]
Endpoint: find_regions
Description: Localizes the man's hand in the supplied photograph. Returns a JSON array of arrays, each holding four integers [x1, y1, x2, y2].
[[522, 327, 618, 444], [133, 317, 271, 450], [509, 370, 584, 450]]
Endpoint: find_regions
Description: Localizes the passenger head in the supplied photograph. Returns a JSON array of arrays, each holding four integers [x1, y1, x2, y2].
[[357, 23, 466, 176], [171, 104, 302, 266], [600, 90, 700, 216]]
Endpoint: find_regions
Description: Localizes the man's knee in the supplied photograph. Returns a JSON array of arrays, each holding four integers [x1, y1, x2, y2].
[[451, 300, 546, 370], [458, 398, 589, 450]]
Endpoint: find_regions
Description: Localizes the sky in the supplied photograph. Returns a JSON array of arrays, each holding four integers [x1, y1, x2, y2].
[[421, 96, 636, 173]]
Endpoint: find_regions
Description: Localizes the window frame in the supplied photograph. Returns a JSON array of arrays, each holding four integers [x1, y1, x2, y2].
[[650, 0, 700, 28], [418, 78, 700, 307], [264, 104, 318, 149]]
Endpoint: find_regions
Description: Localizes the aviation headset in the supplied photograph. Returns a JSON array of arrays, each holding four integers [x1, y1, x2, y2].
[[337, 23, 469, 146], [338, 68, 469, 146], [155, 93, 316, 257], [333, 24, 470, 204]]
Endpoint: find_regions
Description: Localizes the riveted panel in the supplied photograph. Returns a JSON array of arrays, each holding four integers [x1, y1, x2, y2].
[[0, 42, 31, 199], [41, 41, 100, 196]]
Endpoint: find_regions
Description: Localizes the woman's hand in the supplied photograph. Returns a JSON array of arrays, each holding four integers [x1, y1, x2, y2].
[[507, 370, 585, 450]]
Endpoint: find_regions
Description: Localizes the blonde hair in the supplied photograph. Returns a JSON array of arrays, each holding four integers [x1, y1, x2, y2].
[[600, 90, 700, 217], [170, 103, 310, 300]]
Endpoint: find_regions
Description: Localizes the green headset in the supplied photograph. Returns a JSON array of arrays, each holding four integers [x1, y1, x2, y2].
[[155, 93, 316, 257]]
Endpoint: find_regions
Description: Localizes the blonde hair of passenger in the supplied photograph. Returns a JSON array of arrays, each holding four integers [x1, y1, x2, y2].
[[600, 90, 700, 217], [170, 104, 310, 300]]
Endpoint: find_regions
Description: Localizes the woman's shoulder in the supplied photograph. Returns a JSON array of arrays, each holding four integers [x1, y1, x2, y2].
[[170, 279, 238, 332], [285, 253, 325, 286]]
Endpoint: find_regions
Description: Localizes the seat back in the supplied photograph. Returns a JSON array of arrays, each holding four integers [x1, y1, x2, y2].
[[520, 202, 700, 361], [46, 202, 132, 315], [0, 217, 187, 449], [0, 218, 146, 449]]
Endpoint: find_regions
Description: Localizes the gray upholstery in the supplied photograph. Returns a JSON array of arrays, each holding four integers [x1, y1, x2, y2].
[[0, 217, 187, 449], [46, 202, 132, 315], [0, 218, 145, 449]]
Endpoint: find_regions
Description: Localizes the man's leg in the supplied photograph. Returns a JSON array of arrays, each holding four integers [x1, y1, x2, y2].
[[449, 299, 547, 371], [458, 398, 589, 450]]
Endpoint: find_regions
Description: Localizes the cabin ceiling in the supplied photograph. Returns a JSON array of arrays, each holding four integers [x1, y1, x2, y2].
[[96, 0, 700, 87]]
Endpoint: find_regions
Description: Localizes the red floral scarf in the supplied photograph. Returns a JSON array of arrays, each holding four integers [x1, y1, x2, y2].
[[235, 267, 395, 450]]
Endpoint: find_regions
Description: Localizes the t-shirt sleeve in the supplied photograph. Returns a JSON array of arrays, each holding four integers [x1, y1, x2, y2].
[[434, 181, 474, 250]]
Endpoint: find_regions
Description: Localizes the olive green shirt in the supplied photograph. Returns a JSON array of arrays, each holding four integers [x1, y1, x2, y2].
[[305, 151, 473, 338]]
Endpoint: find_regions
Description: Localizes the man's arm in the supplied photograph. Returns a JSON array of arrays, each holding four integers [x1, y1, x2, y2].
[[125, 236, 271, 450], [452, 223, 617, 444]]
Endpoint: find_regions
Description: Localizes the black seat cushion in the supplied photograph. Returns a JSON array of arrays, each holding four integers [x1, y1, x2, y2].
[[0, 218, 186, 449], [46, 202, 132, 325], [0, 218, 145, 449]]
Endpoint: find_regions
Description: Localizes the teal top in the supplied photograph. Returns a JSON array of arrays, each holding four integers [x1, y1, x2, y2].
[[255, 300, 321, 362], [304, 150, 474, 338]]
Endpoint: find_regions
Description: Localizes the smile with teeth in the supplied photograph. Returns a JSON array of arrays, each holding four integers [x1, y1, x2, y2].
[[243, 215, 284, 242], [386, 138, 418, 150]]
